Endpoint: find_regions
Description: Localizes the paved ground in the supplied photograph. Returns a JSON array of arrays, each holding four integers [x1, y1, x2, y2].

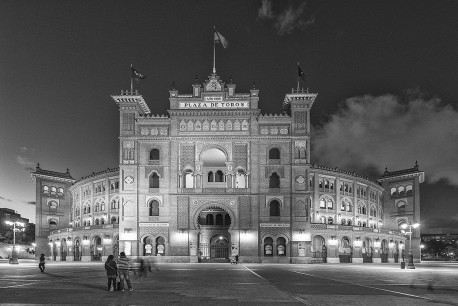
[[0, 260, 457, 305]]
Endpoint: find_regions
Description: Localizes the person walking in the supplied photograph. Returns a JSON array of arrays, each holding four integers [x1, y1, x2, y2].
[[117, 252, 133, 291], [38, 254, 45, 272], [104, 255, 118, 291], [235, 254, 239, 264]]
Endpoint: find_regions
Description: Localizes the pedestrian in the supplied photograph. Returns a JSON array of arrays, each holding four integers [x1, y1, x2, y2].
[[104, 255, 118, 291], [38, 254, 45, 272], [117, 252, 133, 292], [137, 258, 147, 278], [235, 254, 239, 264]]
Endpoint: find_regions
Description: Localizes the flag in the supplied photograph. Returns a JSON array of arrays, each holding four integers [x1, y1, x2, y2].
[[214, 30, 228, 48], [131, 66, 146, 79], [297, 63, 305, 82]]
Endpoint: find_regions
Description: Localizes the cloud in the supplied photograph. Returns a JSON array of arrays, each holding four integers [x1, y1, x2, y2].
[[258, 0, 315, 35], [422, 215, 458, 234], [16, 146, 36, 172], [312, 93, 458, 185]]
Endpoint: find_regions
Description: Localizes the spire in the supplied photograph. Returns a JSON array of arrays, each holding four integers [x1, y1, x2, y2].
[[171, 81, 176, 90]]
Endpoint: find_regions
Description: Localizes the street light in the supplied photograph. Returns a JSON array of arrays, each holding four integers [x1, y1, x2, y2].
[[4, 221, 25, 264], [400, 221, 420, 269]]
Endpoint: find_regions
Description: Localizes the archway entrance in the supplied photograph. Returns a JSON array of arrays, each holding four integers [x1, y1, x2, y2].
[[210, 235, 229, 259], [92, 236, 102, 261], [197, 205, 232, 262], [74, 239, 81, 261]]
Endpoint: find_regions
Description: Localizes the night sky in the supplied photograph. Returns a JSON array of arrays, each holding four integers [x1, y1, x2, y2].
[[1, 0, 457, 234]]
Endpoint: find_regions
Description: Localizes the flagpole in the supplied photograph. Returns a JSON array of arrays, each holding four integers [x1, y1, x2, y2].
[[297, 61, 300, 91], [130, 64, 134, 93], [213, 27, 216, 74]]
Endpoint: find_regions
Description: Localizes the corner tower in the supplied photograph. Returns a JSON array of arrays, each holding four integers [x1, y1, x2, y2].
[[378, 162, 424, 263], [31, 164, 75, 259]]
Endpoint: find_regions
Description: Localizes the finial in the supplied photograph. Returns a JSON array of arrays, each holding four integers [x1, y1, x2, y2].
[[66, 168, 70, 173], [171, 81, 176, 90], [193, 75, 199, 85], [252, 81, 256, 89], [414, 160, 419, 170], [384, 167, 389, 175], [229, 76, 233, 84], [36, 162, 40, 170]]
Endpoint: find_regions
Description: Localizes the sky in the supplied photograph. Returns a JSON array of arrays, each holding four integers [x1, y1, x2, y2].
[[1, 0, 457, 234]]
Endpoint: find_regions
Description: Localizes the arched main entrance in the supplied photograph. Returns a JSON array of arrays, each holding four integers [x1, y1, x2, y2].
[[210, 235, 229, 259], [197, 205, 232, 262]]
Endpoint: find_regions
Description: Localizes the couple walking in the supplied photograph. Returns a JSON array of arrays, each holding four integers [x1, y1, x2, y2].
[[104, 252, 133, 292]]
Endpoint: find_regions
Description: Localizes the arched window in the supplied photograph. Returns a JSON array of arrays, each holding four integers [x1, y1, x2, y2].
[[149, 200, 159, 216], [320, 216, 326, 224], [406, 185, 413, 195], [215, 214, 223, 225], [111, 217, 117, 224], [277, 237, 286, 256], [235, 169, 246, 188], [320, 199, 326, 208], [391, 187, 397, 196], [327, 199, 333, 209], [264, 237, 273, 256], [101, 218, 105, 225], [58, 187, 64, 194], [341, 200, 346, 211], [328, 217, 333, 224], [346, 202, 352, 212], [87, 206, 91, 213], [149, 149, 159, 160], [111, 198, 119, 209], [206, 214, 214, 225], [215, 170, 224, 182], [49, 201, 58, 214], [324, 180, 329, 189], [184, 170, 194, 188], [397, 201, 406, 213], [87, 220, 91, 226], [269, 172, 280, 188], [398, 186, 405, 196], [269, 200, 280, 216], [208, 171, 214, 182], [347, 219, 352, 225], [268, 148, 280, 159], [51, 186, 57, 193], [49, 219, 57, 229], [43, 185, 49, 192], [95, 219, 99, 225], [94, 203, 99, 212], [100, 202, 105, 211], [341, 218, 346, 225], [149, 173, 160, 188]]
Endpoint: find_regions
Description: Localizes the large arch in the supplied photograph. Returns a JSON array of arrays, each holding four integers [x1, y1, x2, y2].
[[192, 202, 236, 230]]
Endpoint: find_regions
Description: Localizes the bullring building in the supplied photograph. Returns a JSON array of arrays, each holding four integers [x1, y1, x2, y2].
[[31, 70, 424, 264]]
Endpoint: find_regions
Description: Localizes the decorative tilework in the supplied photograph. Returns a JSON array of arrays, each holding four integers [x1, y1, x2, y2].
[[177, 196, 189, 229], [238, 196, 251, 229]]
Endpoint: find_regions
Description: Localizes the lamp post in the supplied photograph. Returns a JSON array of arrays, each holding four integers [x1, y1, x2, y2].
[[5, 221, 25, 264], [401, 221, 420, 269]]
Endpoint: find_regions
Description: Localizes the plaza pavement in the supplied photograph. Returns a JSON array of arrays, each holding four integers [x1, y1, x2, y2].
[[0, 260, 457, 305]]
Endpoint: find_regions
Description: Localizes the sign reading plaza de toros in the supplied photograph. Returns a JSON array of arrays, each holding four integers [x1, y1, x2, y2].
[[179, 96, 249, 109]]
